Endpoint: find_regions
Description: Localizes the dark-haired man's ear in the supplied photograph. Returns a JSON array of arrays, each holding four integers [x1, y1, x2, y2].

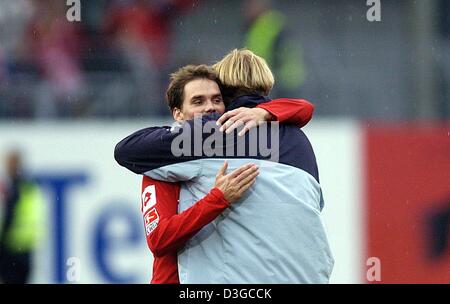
[[173, 108, 184, 122]]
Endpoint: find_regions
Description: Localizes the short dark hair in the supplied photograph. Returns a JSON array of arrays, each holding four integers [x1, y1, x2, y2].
[[166, 65, 222, 111]]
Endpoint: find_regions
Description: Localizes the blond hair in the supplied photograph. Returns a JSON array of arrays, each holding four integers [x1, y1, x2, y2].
[[213, 49, 274, 96]]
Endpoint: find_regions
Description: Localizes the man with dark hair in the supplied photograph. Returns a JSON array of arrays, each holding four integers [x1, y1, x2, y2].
[[137, 63, 260, 284], [165, 64, 224, 111]]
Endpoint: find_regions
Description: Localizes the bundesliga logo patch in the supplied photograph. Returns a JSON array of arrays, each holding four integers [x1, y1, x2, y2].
[[144, 207, 159, 235]]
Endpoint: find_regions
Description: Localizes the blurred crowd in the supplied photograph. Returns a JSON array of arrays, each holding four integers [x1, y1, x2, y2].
[[0, 0, 305, 120], [0, 0, 448, 120], [0, 0, 193, 119]]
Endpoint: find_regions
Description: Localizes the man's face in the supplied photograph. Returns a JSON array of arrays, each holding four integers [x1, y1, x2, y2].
[[173, 78, 225, 121]]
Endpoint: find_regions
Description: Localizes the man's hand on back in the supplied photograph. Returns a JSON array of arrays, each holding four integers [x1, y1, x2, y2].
[[217, 107, 273, 136], [214, 161, 259, 203]]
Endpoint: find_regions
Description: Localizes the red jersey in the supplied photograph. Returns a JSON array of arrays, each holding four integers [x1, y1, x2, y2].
[[140, 98, 314, 283], [141, 179, 229, 283]]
